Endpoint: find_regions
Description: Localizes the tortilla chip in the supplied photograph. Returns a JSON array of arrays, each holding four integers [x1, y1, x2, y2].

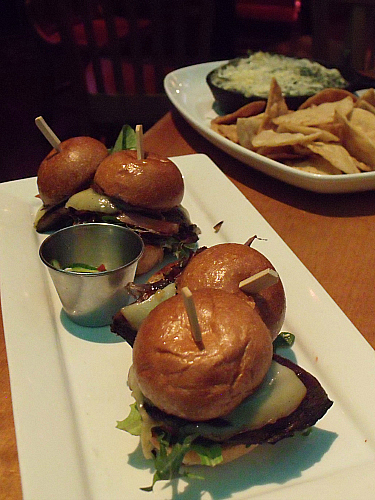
[[212, 100, 266, 125], [211, 122, 239, 143], [354, 99, 375, 115], [276, 122, 340, 142], [284, 155, 343, 175], [353, 158, 372, 172], [355, 89, 375, 115], [306, 142, 361, 174], [349, 108, 375, 142], [256, 146, 302, 160], [299, 88, 356, 109], [336, 109, 375, 170], [356, 88, 375, 107], [292, 143, 313, 156], [273, 97, 354, 127], [252, 129, 320, 148], [317, 122, 345, 141], [209, 78, 375, 177], [237, 114, 264, 149], [258, 78, 289, 132]]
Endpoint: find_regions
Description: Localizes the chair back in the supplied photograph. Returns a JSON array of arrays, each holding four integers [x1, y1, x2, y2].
[[310, 0, 375, 73], [27, 0, 215, 132]]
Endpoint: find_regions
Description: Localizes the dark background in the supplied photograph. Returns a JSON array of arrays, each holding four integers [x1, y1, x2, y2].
[[0, 0, 313, 183], [0, 0, 85, 182]]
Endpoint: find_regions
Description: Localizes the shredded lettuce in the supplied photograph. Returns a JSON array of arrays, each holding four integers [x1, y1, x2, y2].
[[190, 442, 223, 466], [117, 403, 223, 491], [162, 238, 199, 260], [141, 433, 199, 492]]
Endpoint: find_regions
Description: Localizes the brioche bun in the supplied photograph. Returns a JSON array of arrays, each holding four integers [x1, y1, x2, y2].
[[176, 243, 286, 340], [37, 137, 108, 206], [133, 289, 273, 421], [135, 244, 164, 276], [93, 150, 184, 210]]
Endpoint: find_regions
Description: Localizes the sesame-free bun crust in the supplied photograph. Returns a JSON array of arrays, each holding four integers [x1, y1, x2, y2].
[[177, 243, 286, 340], [37, 136, 108, 206], [94, 150, 184, 210], [133, 289, 273, 421], [135, 244, 164, 276]]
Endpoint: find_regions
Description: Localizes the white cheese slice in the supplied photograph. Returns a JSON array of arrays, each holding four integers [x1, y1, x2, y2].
[[130, 358, 307, 446], [183, 360, 307, 440], [65, 188, 118, 214], [121, 283, 177, 330], [33, 205, 48, 227]]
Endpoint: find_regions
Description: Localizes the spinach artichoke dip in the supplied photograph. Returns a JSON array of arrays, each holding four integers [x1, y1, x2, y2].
[[211, 52, 348, 98]]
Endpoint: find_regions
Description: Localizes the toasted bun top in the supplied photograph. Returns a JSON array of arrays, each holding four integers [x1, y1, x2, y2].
[[37, 137, 108, 206], [176, 243, 286, 340], [133, 289, 273, 421], [93, 150, 184, 210]]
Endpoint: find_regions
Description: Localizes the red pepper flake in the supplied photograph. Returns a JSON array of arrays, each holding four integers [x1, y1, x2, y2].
[[97, 264, 107, 272]]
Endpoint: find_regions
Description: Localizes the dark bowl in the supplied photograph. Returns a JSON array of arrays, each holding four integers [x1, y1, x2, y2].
[[206, 55, 375, 114]]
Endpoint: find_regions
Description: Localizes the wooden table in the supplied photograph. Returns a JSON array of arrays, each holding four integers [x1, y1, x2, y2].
[[1, 109, 375, 499]]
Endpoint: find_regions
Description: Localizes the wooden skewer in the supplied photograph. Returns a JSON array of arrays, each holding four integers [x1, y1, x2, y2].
[[239, 268, 279, 294], [135, 124, 144, 160], [181, 287, 204, 346], [35, 116, 62, 152]]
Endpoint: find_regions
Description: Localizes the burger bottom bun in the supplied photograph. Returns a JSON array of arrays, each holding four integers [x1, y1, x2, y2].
[[150, 435, 258, 466], [183, 443, 258, 466], [136, 244, 164, 275], [177, 243, 286, 340], [133, 289, 273, 421]]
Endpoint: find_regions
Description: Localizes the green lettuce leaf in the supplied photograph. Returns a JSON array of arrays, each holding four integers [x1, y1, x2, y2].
[[117, 403, 223, 491], [141, 433, 200, 492], [273, 331, 295, 351], [116, 403, 142, 436], [110, 125, 137, 153], [190, 442, 223, 466], [162, 238, 198, 258]]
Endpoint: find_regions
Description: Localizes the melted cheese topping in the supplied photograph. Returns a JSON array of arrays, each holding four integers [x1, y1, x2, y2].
[[33, 205, 48, 227], [121, 283, 177, 330], [130, 359, 307, 450], [184, 360, 306, 440], [65, 188, 118, 213]]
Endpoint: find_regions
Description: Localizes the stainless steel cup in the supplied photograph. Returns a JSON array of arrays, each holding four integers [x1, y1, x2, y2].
[[39, 223, 144, 327]]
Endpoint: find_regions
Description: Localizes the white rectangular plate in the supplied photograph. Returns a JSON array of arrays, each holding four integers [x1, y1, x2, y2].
[[164, 62, 375, 193], [1, 154, 375, 500]]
